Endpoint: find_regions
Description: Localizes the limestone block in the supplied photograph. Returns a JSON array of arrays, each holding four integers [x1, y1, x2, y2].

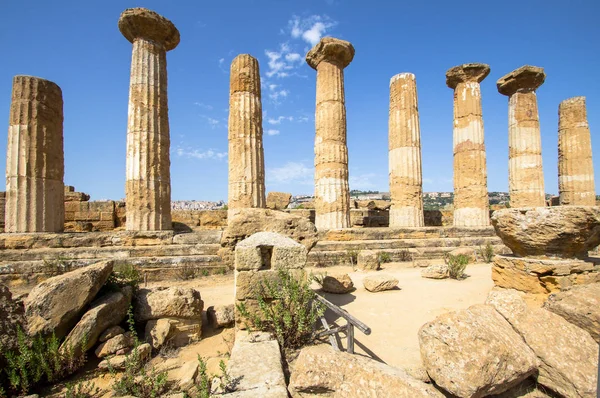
[[357, 250, 380, 270], [134, 287, 203, 322], [99, 325, 125, 343], [321, 274, 354, 294], [207, 304, 235, 328], [98, 343, 151, 370], [266, 192, 292, 210], [421, 264, 448, 279], [95, 332, 134, 358], [363, 274, 398, 292], [234, 246, 262, 271]]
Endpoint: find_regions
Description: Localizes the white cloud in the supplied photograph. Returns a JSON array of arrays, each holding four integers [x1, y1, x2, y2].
[[267, 116, 294, 125], [176, 147, 227, 160], [200, 115, 221, 128], [268, 162, 313, 184], [194, 102, 213, 110], [350, 173, 378, 190], [287, 15, 337, 46], [285, 53, 302, 62], [269, 89, 289, 101], [266, 129, 280, 136]]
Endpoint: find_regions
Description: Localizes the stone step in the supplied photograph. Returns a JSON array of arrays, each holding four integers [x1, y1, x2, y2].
[[320, 226, 497, 241], [312, 236, 503, 252], [0, 243, 221, 262]]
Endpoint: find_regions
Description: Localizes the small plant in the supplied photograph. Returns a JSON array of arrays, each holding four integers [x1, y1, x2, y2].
[[378, 252, 391, 264], [195, 356, 235, 397], [346, 249, 359, 266], [479, 243, 495, 263], [65, 380, 100, 398], [219, 267, 228, 275], [201, 269, 210, 277], [236, 269, 325, 350], [296, 204, 305, 209], [195, 355, 211, 398], [445, 254, 469, 279], [397, 249, 413, 262], [41, 255, 71, 277], [105, 263, 142, 291], [175, 264, 197, 281]]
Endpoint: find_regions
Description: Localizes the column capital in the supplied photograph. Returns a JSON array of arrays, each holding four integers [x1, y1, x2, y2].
[[306, 37, 355, 70], [119, 8, 180, 51], [445, 63, 490, 89], [497, 65, 545, 96]]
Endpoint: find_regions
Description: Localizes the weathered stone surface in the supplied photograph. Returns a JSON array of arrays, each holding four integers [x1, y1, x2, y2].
[[95, 332, 134, 358], [228, 54, 266, 211], [486, 289, 598, 398], [558, 96, 596, 206], [145, 317, 172, 349], [419, 304, 537, 397], [207, 304, 235, 328], [25, 260, 113, 338], [266, 192, 292, 210], [307, 37, 354, 230], [120, 8, 178, 231], [357, 250, 380, 270], [389, 73, 424, 228], [98, 343, 151, 370], [321, 274, 354, 293], [447, 63, 490, 227], [99, 325, 125, 342], [0, 283, 25, 351], [421, 264, 448, 279], [235, 231, 308, 271], [220, 208, 318, 267], [61, 286, 132, 357], [5, 75, 64, 233], [145, 317, 202, 349], [289, 344, 443, 397], [491, 207, 600, 258], [498, 66, 546, 207], [363, 274, 398, 292], [134, 287, 203, 322], [543, 283, 600, 343], [235, 269, 305, 301]]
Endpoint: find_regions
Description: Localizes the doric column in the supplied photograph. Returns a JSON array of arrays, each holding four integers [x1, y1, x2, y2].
[[446, 63, 490, 226], [497, 65, 546, 208], [388, 73, 424, 227], [5, 76, 64, 232], [306, 37, 354, 230], [119, 8, 179, 231], [558, 96, 596, 205], [227, 54, 266, 211]]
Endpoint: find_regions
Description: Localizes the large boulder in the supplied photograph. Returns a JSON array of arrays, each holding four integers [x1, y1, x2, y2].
[[418, 304, 537, 397], [24, 260, 114, 338], [491, 207, 600, 258], [60, 286, 132, 357], [207, 305, 235, 329], [266, 192, 292, 210], [486, 289, 599, 398], [134, 287, 203, 322], [543, 283, 600, 343], [421, 264, 448, 279], [95, 331, 134, 358], [0, 283, 25, 352], [289, 344, 443, 397], [363, 274, 398, 292], [219, 208, 318, 267], [321, 274, 354, 294]]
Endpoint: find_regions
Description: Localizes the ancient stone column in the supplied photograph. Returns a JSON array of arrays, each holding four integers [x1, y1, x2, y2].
[[306, 37, 354, 230], [388, 73, 424, 227], [119, 8, 179, 231], [228, 54, 266, 211], [558, 96, 596, 205], [5, 76, 64, 232], [497, 65, 546, 208], [446, 64, 491, 227]]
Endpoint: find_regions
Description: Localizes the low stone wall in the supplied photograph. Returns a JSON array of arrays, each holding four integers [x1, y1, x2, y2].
[[0, 192, 5, 232], [64, 201, 117, 232], [172, 209, 227, 231]]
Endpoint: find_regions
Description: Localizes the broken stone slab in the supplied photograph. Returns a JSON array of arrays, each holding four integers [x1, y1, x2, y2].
[[486, 289, 599, 398], [99, 325, 125, 343], [207, 304, 235, 329], [145, 317, 202, 349], [421, 264, 448, 279], [95, 332, 134, 358], [0, 283, 25, 352], [419, 304, 537, 397], [289, 344, 443, 397], [321, 274, 354, 294], [543, 283, 600, 343], [266, 192, 292, 210], [24, 260, 114, 338], [235, 231, 308, 271], [98, 343, 151, 370], [363, 274, 398, 292], [357, 250, 380, 270], [134, 287, 203, 322], [497, 65, 545, 96]]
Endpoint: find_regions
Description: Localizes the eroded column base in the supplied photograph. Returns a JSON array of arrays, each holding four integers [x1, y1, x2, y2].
[[315, 211, 350, 230], [389, 207, 424, 228], [453, 207, 489, 227]]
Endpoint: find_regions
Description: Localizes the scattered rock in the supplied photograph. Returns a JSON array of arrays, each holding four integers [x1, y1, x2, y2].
[[266, 192, 292, 210], [177, 360, 199, 391], [207, 305, 235, 328], [99, 325, 125, 343], [0, 283, 25, 352], [486, 289, 599, 398], [421, 264, 448, 279], [543, 283, 600, 343], [134, 287, 203, 322], [289, 344, 443, 397], [357, 250, 380, 270], [419, 304, 537, 397], [98, 343, 151, 370], [145, 317, 202, 349], [24, 260, 113, 338], [363, 274, 398, 292], [321, 274, 354, 294], [95, 332, 134, 358], [491, 207, 600, 258], [61, 286, 132, 357]]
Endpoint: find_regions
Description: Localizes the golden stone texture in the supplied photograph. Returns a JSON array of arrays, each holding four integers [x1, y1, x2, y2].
[[5, 75, 64, 232], [558, 96, 595, 205], [497, 65, 546, 208], [446, 63, 490, 226], [120, 8, 179, 231], [388, 73, 424, 227], [228, 54, 266, 211], [307, 37, 355, 230]]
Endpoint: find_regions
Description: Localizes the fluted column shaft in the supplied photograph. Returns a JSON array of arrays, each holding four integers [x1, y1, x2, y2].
[[125, 39, 172, 231], [508, 91, 545, 207], [5, 75, 64, 232], [314, 60, 350, 229], [388, 73, 423, 227], [228, 54, 266, 211], [558, 96, 595, 205]]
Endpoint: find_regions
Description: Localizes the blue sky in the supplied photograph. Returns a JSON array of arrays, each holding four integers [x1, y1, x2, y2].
[[1, 0, 599, 201]]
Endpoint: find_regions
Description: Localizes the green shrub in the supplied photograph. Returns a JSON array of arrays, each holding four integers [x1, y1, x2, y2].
[[236, 269, 325, 350], [446, 254, 469, 279], [346, 249, 359, 266], [479, 243, 495, 263], [195, 356, 234, 397], [105, 263, 142, 291], [175, 264, 197, 281], [41, 255, 71, 277], [65, 380, 100, 398], [397, 250, 413, 262], [378, 252, 392, 263]]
